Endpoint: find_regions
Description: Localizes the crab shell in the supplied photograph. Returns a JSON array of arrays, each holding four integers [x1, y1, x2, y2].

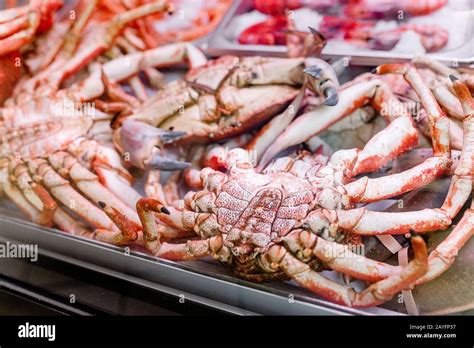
[[128, 55, 302, 144], [160, 85, 299, 143]]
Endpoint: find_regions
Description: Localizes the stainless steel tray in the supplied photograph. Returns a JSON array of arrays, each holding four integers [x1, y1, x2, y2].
[[205, 0, 474, 66], [0, 207, 398, 315]]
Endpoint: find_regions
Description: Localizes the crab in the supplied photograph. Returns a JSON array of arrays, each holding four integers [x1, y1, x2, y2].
[[114, 54, 340, 171], [98, 65, 474, 307], [0, 0, 207, 242]]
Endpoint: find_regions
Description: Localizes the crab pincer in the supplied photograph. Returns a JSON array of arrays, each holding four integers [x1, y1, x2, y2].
[[115, 119, 191, 171], [304, 64, 339, 106]]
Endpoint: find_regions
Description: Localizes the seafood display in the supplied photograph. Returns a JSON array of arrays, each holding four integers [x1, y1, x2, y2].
[[230, 0, 472, 55], [0, 0, 473, 314]]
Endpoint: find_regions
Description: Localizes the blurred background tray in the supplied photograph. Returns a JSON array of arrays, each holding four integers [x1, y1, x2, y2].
[[205, 0, 474, 66]]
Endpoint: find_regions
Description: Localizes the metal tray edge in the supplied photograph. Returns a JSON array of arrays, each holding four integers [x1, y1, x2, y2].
[[0, 214, 401, 316]]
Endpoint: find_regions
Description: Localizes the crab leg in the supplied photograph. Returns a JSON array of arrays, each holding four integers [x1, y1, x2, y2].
[[257, 79, 381, 171], [431, 83, 464, 120], [100, 198, 216, 258], [417, 206, 474, 285], [0, 0, 63, 56], [13, 0, 97, 99], [97, 201, 194, 246], [328, 64, 457, 202], [264, 234, 427, 307], [14, 163, 57, 227], [61, 62, 105, 102], [6, 160, 94, 236], [66, 138, 142, 209], [19, 0, 171, 97], [374, 64, 450, 157], [107, 40, 149, 102], [415, 76, 474, 283], [117, 35, 165, 89], [28, 159, 118, 231], [247, 84, 306, 162], [0, 166, 39, 222], [103, 42, 207, 83], [330, 77, 474, 236], [282, 229, 401, 282], [48, 152, 140, 225], [345, 159, 450, 203], [346, 116, 419, 177]]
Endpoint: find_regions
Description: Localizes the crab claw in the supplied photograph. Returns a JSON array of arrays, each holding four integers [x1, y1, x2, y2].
[[148, 151, 191, 171], [323, 86, 339, 106], [303, 59, 340, 106], [116, 119, 190, 170], [303, 65, 323, 80]]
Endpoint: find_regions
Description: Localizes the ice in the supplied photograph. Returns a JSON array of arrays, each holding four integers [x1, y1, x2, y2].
[[153, 0, 209, 33], [391, 31, 426, 54], [292, 8, 324, 32], [372, 20, 398, 33], [226, 10, 269, 40]]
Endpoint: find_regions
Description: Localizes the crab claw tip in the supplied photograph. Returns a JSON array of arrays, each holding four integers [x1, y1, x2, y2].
[[98, 201, 106, 209], [323, 87, 339, 106], [308, 27, 324, 39], [303, 66, 322, 79], [149, 154, 191, 171], [449, 74, 459, 82], [160, 206, 170, 215], [159, 130, 188, 144], [370, 68, 378, 74]]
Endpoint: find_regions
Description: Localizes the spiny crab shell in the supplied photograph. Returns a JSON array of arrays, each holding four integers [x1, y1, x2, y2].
[[181, 153, 354, 275]]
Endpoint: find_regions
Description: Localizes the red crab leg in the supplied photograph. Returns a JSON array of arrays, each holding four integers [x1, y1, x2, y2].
[[347, 116, 419, 177], [66, 138, 143, 209], [102, 73, 141, 108], [29, 159, 118, 232], [417, 206, 474, 285], [415, 77, 474, 283], [11, 162, 93, 236], [283, 230, 401, 282], [0, 168, 39, 222], [0, 0, 62, 56], [373, 64, 450, 157], [48, 152, 141, 225], [247, 84, 306, 163], [344, 156, 450, 203], [105, 198, 214, 258], [61, 62, 105, 102], [431, 83, 464, 120], [153, 236, 221, 261], [339, 64, 456, 200], [264, 234, 427, 308], [257, 79, 381, 171], [98, 200, 195, 244], [42, 1, 172, 91], [333, 208, 452, 235], [145, 169, 167, 203], [335, 77, 474, 235], [29, 182, 57, 227]]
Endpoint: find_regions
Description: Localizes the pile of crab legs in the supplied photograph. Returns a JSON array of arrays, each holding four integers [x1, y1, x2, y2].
[[1, 1, 474, 309]]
